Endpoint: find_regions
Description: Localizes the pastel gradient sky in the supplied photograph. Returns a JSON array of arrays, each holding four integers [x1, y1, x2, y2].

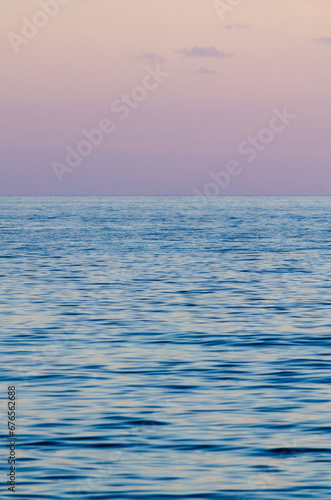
[[1, 0, 331, 195]]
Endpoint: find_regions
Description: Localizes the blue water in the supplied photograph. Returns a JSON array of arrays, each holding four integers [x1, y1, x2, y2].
[[1, 196, 331, 499]]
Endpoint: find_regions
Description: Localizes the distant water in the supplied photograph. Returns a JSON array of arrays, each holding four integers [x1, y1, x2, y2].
[[1, 196, 331, 500]]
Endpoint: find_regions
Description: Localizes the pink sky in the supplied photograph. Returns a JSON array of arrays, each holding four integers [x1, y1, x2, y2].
[[1, 0, 331, 195]]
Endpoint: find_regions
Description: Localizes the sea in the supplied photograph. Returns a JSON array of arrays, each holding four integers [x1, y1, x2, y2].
[[1, 196, 331, 499]]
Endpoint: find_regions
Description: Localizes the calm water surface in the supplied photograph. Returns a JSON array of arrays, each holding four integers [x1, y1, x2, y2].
[[1, 196, 331, 499]]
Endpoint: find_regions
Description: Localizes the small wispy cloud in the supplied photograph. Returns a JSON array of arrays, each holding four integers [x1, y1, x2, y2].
[[194, 67, 219, 75], [312, 37, 331, 46], [176, 46, 235, 58], [130, 52, 165, 63], [225, 23, 249, 30]]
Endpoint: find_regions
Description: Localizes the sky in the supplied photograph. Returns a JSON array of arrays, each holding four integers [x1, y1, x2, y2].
[[1, 0, 331, 195]]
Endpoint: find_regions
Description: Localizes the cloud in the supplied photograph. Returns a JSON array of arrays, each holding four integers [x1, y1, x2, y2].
[[176, 46, 235, 58], [225, 23, 249, 30], [130, 52, 165, 63], [194, 67, 219, 75], [312, 37, 331, 46]]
